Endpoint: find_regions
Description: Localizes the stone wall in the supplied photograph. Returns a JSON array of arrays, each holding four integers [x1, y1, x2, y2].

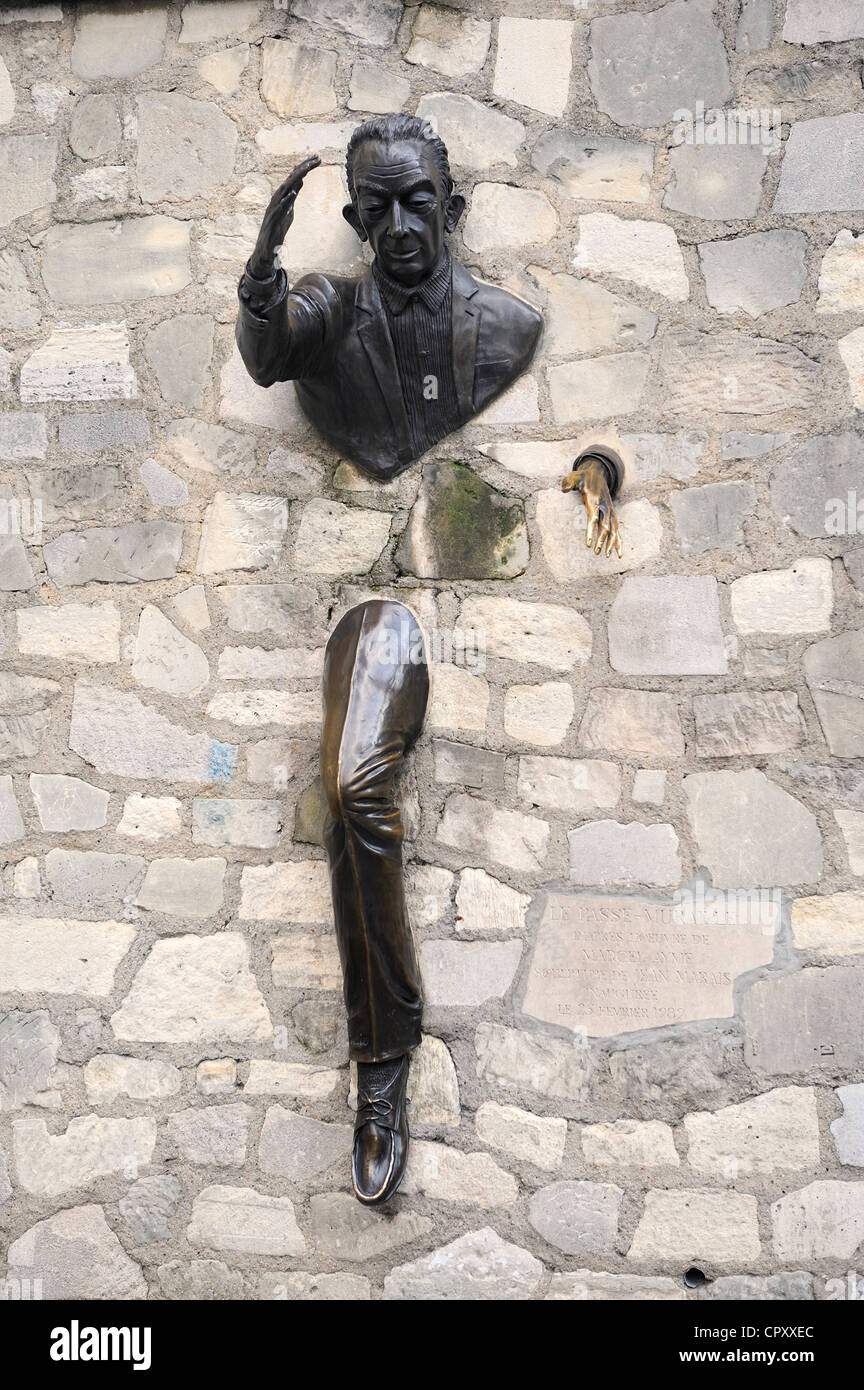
[[1, 0, 864, 1302]]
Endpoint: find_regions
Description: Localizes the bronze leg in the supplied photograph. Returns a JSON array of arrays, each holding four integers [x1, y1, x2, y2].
[[320, 599, 428, 1063]]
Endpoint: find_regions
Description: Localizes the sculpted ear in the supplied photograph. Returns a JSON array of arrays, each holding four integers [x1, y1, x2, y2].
[[444, 193, 465, 233], [342, 202, 367, 242]]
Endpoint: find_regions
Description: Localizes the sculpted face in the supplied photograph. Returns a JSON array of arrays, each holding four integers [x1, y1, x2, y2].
[[347, 138, 461, 286]]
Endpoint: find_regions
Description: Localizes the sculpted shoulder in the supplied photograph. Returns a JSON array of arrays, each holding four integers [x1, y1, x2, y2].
[[460, 268, 543, 365], [291, 270, 359, 312]]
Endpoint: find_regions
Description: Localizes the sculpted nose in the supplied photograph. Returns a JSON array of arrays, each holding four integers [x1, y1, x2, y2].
[[388, 201, 405, 238]]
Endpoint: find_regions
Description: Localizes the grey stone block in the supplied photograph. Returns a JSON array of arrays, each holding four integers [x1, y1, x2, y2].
[[670, 480, 755, 555], [743, 968, 864, 1075], [587, 0, 730, 128], [684, 769, 822, 888], [699, 230, 806, 316], [433, 739, 506, 792], [120, 1175, 182, 1244], [43, 521, 183, 585], [771, 433, 863, 539], [804, 629, 864, 756], [608, 576, 727, 675], [774, 114, 864, 213], [665, 144, 767, 220], [59, 410, 150, 453]]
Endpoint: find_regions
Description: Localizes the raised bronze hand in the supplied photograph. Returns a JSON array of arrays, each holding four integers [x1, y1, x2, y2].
[[247, 154, 322, 280], [561, 455, 623, 559]]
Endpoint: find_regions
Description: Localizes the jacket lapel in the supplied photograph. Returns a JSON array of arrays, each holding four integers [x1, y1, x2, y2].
[[354, 270, 412, 460], [451, 261, 481, 417]]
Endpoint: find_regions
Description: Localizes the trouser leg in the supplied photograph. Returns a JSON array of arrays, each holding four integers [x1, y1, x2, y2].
[[320, 599, 429, 1063]]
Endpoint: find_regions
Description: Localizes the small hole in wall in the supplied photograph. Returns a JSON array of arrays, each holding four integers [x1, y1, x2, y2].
[[683, 1266, 710, 1288]]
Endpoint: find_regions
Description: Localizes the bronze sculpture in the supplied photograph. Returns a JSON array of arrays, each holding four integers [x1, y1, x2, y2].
[[237, 115, 624, 1204], [236, 114, 542, 478]]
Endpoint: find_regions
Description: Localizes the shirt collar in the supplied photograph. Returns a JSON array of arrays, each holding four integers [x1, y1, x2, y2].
[[374, 250, 451, 315]]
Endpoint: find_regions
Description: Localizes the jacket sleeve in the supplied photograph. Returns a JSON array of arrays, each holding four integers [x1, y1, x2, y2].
[[573, 445, 626, 500], [235, 266, 344, 386]]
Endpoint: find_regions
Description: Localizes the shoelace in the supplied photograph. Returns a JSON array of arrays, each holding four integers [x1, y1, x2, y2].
[[357, 1086, 396, 1126], [356, 1059, 406, 1128]]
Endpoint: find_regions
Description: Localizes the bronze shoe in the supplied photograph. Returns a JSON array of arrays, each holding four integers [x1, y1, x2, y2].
[[352, 1055, 409, 1205]]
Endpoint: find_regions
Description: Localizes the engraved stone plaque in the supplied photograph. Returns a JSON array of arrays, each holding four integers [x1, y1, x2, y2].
[[520, 893, 777, 1038]]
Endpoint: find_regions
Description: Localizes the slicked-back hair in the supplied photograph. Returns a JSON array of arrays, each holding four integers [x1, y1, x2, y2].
[[345, 114, 454, 203]]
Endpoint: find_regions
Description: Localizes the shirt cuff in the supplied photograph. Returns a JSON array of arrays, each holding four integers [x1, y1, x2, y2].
[[239, 260, 285, 311], [575, 447, 624, 500]]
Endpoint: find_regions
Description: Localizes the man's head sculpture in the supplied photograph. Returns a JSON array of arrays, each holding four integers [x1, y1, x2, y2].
[[341, 114, 466, 287]]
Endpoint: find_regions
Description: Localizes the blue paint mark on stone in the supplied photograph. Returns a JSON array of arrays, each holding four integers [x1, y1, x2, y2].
[[207, 741, 237, 782]]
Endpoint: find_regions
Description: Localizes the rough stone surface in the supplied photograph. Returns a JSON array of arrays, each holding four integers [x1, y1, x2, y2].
[[459, 596, 591, 671], [772, 433, 864, 539], [397, 461, 528, 580], [402, 1140, 518, 1207], [742, 967, 864, 1075], [831, 1085, 864, 1166], [804, 630, 864, 757], [111, 934, 271, 1045], [774, 114, 864, 214], [699, 231, 806, 316], [1, 915, 135, 996], [685, 1088, 820, 1177], [476, 1101, 567, 1172], [260, 40, 337, 119], [416, 93, 524, 170], [529, 1181, 622, 1256], [533, 130, 653, 204], [772, 1181, 864, 1261], [384, 1227, 543, 1301], [463, 183, 558, 254], [629, 1190, 760, 1267], [0, 1010, 60, 1111], [13, 1114, 156, 1195], [573, 213, 688, 301], [21, 324, 136, 403], [420, 940, 523, 1007], [684, 770, 822, 888], [119, 1175, 182, 1245], [137, 91, 237, 202], [258, 1107, 351, 1183], [580, 689, 684, 758], [582, 1119, 679, 1170], [503, 682, 574, 748], [405, 7, 491, 78], [308, 1192, 431, 1263], [518, 756, 620, 816], [493, 18, 573, 118], [730, 559, 833, 636], [588, 0, 730, 128], [437, 794, 549, 873], [664, 144, 767, 221], [793, 892, 864, 958], [692, 692, 805, 758], [568, 821, 681, 889], [817, 229, 864, 311], [661, 328, 821, 416], [608, 577, 727, 675], [7, 1205, 146, 1299], [0, 133, 56, 225], [145, 314, 213, 409], [188, 1185, 305, 1257]]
